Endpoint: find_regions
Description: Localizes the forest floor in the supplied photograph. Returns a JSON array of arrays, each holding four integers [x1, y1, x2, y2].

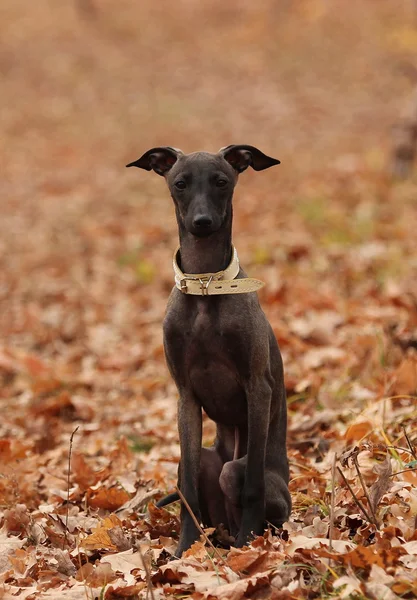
[[1, 1, 417, 598]]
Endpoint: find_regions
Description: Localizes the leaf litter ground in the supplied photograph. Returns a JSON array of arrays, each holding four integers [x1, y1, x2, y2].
[[1, 1, 417, 598]]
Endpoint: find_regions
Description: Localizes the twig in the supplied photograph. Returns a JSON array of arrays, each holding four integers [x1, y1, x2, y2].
[[386, 445, 416, 456], [402, 426, 417, 459], [328, 452, 337, 556], [352, 456, 379, 528], [137, 544, 155, 600], [63, 426, 79, 549], [266, 520, 282, 533], [176, 486, 227, 565], [336, 466, 374, 525], [390, 465, 417, 477]]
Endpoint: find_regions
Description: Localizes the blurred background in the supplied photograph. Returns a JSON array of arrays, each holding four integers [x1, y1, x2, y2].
[[1, 1, 417, 487]]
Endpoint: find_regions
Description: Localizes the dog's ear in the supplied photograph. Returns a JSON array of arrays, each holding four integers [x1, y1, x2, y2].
[[126, 147, 182, 176], [220, 145, 280, 173]]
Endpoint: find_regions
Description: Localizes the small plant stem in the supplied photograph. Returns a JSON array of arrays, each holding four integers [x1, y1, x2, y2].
[[138, 545, 155, 600], [402, 425, 417, 459], [64, 426, 79, 549], [328, 452, 337, 556], [336, 466, 374, 525], [390, 465, 417, 477], [176, 486, 227, 565], [352, 456, 379, 528]]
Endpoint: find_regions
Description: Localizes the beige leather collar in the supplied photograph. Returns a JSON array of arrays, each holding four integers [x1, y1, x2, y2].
[[173, 246, 265, 295]]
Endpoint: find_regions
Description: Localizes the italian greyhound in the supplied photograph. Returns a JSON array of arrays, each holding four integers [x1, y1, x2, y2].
[[127, 145, 291, 557]]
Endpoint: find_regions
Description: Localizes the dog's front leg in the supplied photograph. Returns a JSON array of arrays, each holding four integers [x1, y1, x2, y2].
[[235, 379, 271, 547], [175, 391, 203, 557]]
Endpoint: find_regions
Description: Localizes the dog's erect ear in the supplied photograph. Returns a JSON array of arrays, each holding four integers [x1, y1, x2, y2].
[[220, 145, 280, 173], [126, 147, 182, 176]]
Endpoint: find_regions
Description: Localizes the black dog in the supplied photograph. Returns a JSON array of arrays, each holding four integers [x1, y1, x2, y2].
[[127, 145, 291, 556]]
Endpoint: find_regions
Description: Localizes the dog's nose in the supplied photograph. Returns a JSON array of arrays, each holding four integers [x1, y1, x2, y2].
[[193, 215, 213, 228]]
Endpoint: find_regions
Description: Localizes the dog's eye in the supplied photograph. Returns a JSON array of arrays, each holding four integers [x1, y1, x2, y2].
[[216, 179, 228, 187], [175, 181, 186, 190]]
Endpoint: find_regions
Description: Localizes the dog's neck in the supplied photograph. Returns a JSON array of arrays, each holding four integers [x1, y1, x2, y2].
[[176, 208, 233, 274]]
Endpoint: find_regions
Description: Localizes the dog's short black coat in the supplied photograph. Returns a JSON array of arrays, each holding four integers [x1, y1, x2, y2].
[[127, 145, 291, 556]]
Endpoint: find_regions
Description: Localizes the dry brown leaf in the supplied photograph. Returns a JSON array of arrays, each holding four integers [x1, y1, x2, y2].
[[392, 578, 417, 596], [85, 562, 118, 587], [312, 544, 405, 569], [289, 311, 343, 345], [86, 486, 130, 510], [183, 540, 209, 560], [104, 583, 147, 599], [100, 549, 146, 574], [285, 535, 354, 556], [392, 355, 417, 395], [178, 565, 229, 592], [227, 548, 267, 573], [0, 529, 26, 575], [344, 421, 373, 443], [80, 515, 122, 551], [116, 486, 160, 516], [71, 452, 109, 490], [4, 505, 30, 536], [364, 581, 399, 600], [333, 573, 363, 597], [197, 571, 270, 598], [302, 346, 346, 370], [107, 526, 131, 552], [52, 549, 76, 577]]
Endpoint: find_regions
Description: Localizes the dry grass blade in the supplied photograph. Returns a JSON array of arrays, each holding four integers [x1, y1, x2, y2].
[[336, 466, 374, 526], [390, 465, 417, 477], [328, 452, 337, 557], [137, 545, 155, 600], [402, 426, 417, 460], [64, 426, 79, 550], [176, 486, 227, 565], [352, 456, 379, 528]]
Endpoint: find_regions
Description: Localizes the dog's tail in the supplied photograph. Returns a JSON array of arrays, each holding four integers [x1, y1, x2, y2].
[[156, 491, 180, 507]]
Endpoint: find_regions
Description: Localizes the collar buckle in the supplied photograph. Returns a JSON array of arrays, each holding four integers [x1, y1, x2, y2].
[[199, 275, 213, 296], [179, 274, 215, 295]]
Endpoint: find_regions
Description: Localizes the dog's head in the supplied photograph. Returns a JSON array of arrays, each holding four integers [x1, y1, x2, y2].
[[127, 145, 280, 237]]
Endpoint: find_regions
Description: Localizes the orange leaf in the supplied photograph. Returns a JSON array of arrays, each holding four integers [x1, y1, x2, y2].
[[72, 452, 110, 490], [393, 356, 417, 396], [227, 549, 267, 573], [344, 421, 373, 443], [87, 487, 130, 510], [312, 544, 405, 569], [80, 515, 122, 551]]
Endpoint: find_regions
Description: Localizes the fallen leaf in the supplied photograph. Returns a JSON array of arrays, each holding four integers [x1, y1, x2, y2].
[[80, 514, 123, 551], [302, 347, 346, 369], [0, 528, 26, 575], [344, 421, 373, 443], [100, 549, 145, 574], [86, 486, 130, 510], [392, 356, 417, 395], [285, 536, 354, 556]]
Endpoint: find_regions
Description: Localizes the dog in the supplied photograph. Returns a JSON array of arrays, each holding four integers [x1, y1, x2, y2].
[[127, 145, 291, 556]]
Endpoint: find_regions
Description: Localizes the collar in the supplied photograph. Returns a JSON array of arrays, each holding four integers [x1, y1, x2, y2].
[[173, 246, 265, 296]]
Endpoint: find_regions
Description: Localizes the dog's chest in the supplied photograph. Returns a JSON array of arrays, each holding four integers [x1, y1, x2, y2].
[[180, 299, 248, 424], [185, 299, 233, 356]]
